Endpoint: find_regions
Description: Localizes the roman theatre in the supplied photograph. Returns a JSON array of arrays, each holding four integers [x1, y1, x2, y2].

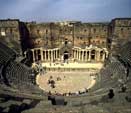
[[30, 44, 108, 95], [20, 21, 111, 95]]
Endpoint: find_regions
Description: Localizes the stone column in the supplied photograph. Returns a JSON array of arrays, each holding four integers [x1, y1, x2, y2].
[[41, 48, 43, 61], [73, 49, 75, 59], [78, 50, 79, 60], [53, 50, 54, 60], [53, 50, 55, 60], [76, 50, 77, 59], [73, 50, 74, 58], [97, 50, 100, 62], [48, 50, 50, 61], [85, 50, 87, 61], [50, 50, 52, 61], [102, 52, 106, 61], [74, 50, 76, 59], [79, 50, 81, 61], [54, 50, 56, 59], [35, 49, 37, 61], [95, 50, 98, 61], [45, 50, 47, 61], [105, 51, 107, 58], [32, 50, 35, 62], [81, 50, 83, 61], [37, 49, 39, 61], [56, 49, 58, 59], [105, 51, 108, 58], [34, 49, 36, 61], [77, 50, 79, 60], [82, 50, 84, 61], [52, 50, 54, 60], [59, 49, 61, 58], [75, 50, 77, 59], [51, 50, 53, 62]]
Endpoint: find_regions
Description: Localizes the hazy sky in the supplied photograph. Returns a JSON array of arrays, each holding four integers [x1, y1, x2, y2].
[[0, 0, 131, 22]]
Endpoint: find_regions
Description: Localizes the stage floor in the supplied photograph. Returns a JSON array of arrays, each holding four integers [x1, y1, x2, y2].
[[41, 62, 103, 69]]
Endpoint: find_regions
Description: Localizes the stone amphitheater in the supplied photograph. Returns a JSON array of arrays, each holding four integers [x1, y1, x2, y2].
[[0, 18, 131, 113]]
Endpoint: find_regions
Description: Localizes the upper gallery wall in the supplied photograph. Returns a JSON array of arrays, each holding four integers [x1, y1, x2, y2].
[[0, 18, 131, 55]]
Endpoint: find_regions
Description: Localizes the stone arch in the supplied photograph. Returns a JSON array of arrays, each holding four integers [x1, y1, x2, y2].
[[91, 49, 96, 60], [100, 50, 104, 60], [26, 49, 33, 62], [64, 51, 69, 61]]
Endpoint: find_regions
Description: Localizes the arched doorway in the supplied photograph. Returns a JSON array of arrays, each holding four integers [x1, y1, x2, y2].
[[91, 50, 95, 60], [26, 49, 33, 62], [64, 51, 69, 62], [100, 51, 104, 60]]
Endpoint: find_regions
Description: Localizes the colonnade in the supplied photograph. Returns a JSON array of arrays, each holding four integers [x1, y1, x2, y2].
[[25, 47, 108, 63], [30, 48, 60, 62], [73, 48, 108, 62]]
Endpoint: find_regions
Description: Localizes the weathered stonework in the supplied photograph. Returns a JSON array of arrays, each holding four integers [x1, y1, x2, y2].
[[0, 19, 22, 53], [0, 18, 131, 62], [108, 18, 131, 55]]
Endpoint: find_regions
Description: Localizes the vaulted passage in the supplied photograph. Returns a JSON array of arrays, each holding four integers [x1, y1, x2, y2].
[[91, 50, 95, 60], [64, 51, 69, 61]]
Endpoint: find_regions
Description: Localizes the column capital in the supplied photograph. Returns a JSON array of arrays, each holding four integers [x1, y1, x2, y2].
[[31, 49, 34, 52]]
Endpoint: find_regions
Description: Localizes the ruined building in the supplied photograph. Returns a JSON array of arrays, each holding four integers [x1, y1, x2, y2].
[[0, 18, 131, 63]]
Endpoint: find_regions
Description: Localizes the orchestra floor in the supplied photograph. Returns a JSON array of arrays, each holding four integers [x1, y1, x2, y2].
[[36, 71, 97, 94]]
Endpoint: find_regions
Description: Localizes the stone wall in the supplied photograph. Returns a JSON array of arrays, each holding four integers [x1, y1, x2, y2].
[[0, 19, 22, 54], [0, 18, 131, 57], [27, 21, 108, 49], [108, 18, 131, 55]]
